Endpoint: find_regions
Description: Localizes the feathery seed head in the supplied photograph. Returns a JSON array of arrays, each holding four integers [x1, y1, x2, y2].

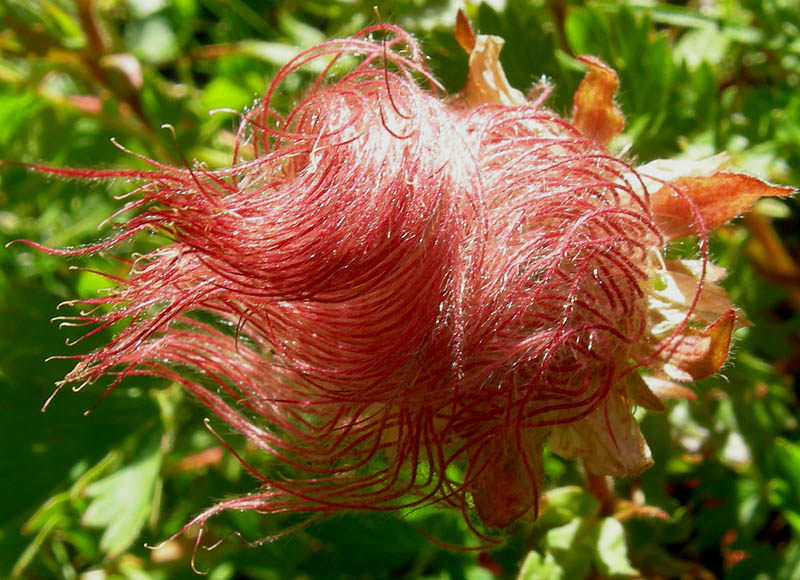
[[31, 17, 791, 538]]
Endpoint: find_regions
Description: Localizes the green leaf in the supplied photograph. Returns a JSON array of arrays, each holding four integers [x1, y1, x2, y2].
[[517, 550, 564, 580], [594, 518, 639, 578], [537, 486, 601, 530], [465, 565, 495, 580], [772, 439, 800, 513], [0, 91, 45, 147], [76, 270, 114, 300], [544, 518, 597, 580], [11, 511, 61, 578], [674, 25, 731, 70], [81, 439, 162, 557], [239, 40, 326, 73], [201, 77, 256, 113], [126, 16, 179, 65], [5, 0, 85, 50], [128, 0, 168, 19], [777, 540, 800, 580], [564, 6, 610, 57], [278, 11, 325, 47]]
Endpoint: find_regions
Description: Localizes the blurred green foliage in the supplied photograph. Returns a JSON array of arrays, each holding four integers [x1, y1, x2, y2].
[[1, 0, 799, 578]]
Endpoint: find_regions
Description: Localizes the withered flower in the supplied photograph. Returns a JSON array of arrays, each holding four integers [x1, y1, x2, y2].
[[28, 17, 791, 536]]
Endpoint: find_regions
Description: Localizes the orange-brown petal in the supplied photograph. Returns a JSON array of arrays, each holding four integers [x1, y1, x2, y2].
[[454, 9, 476, 53], [660, 309, 737, 382], [650, 173, 794, 240], [571, 55, 625, 147]]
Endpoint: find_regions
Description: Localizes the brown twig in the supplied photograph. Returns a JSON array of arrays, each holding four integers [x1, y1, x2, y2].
[[584, 465, 615, 516]]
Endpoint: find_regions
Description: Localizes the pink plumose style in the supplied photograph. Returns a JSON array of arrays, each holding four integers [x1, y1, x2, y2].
[[24, 14, 791, 538]]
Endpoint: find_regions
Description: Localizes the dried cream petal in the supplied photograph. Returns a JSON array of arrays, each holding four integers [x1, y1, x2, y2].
[[642, 375, 697, 401], [548, 390, 653, 477], [627, 374, 665, 412], [648, 262, 746, 339], [665, 259, 727, 284], [637, 153, 731, 189], [457, 30, 526, 107]]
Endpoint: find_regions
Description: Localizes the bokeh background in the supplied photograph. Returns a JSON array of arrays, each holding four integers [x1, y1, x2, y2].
[[2, 1, 800, 578]]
